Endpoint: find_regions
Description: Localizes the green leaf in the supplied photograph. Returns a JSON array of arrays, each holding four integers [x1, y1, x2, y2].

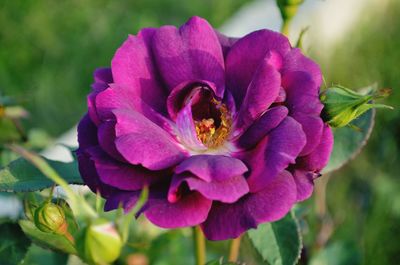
[[20, 244, 68, 265], [19, 220, 77, 255], [0, 222, 31, 265], [245, 211, 302, 265], [0, 156, 83, 192], [323, 109, 375, 174]]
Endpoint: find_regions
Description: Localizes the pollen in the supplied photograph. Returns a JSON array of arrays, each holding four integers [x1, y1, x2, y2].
[[194, 99, 232, 148]]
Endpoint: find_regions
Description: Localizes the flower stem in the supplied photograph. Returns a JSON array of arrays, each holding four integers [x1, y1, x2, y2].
[[193, 226, 206, 265], [281, 18, 291, 36], [228, 236, 242, 262]]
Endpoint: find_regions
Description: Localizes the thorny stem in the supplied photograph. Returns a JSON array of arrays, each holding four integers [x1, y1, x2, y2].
[[193, 226, 206, 265], [228, 236, 242, 262]]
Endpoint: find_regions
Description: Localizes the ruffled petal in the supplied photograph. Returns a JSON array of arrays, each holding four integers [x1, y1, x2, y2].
[[234, 54, 281, 132], [77, 151, 117, 198], [175, 101, 206, 150], [283, 71, 323, 115], [166, 80, 217, 121], [226, 29, 291, 107], [292, 169, 318, 202], [104, 190, 141, 212], [299, 124, 334, 171], [201, 170, 297, 240], [111, 28, 167, 114], [236, 106, 288, 150], [93, 67, 113, 84], [97, 120, 125, 162], [239, 117, 306, 193], [282, 48, 322, 87], [77, 113, 99, 149], [152, 16, 225, 97], [144, 190, 212, 228], [87, 146, 165, 191], [291, 113, 324, 156], [175, 155, 248, 182], [95, 85, 171, 131], [293, 125, 334, 202], [113, 109, 188, 170], [282, 71, 324, 155], [169, 172, 248, 203]]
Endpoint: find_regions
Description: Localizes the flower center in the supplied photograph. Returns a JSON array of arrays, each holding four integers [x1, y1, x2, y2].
[[194, 98, 232, 148]]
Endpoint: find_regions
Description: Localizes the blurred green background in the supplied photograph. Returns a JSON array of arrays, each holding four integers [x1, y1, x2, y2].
[[1, 0, 399, 264]]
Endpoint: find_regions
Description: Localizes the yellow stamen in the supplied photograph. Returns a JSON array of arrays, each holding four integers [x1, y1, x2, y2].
[[194, 100, 232, 148]]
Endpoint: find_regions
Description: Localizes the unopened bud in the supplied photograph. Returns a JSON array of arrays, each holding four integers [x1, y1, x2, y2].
[[34, 202, 68, 235], [276, 0, 304, 20], [321, 85, 392, 128], [77, 219, 122, 265]]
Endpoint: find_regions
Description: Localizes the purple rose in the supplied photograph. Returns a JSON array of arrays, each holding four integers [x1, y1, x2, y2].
[[77, 16, 333, 240]]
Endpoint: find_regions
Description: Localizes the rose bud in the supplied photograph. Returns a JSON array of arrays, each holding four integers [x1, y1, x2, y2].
[[52, 198, 78, 233], [321, 85, 392, 128], [77, 219, 122, 265], [276, 0, 304, 20], [34, 201, 68, 235]]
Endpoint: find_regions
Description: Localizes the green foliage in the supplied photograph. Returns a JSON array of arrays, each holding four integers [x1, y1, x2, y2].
[[148, 230, 193, 265], [244, 211, 302, 265], [20, 244, 68, 265], [323, 109, 374, 174], [0, 0, 251, 136], [0, 156, 82, 192], [19, 220, 76, 254], [309, 242, 360, 265], [0, 222, 31, 265]]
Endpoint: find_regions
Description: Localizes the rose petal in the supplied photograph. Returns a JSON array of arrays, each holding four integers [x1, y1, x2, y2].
[[87, 146, 164, 191], [113, 109, 187, 170], [283, 71, 323, 115], [175, 101, 206, 150], [95, 85, 171, 131], [77, 113, 99, 149], [111, 28, 167, 114], [97, 120, 125, 161], [226, 29, 291, 108], [282, 48, 322, 87], [93, 67, 113, 84], [201, 170, 297, 240], [236, 106, 288, 150], [166, 80, 217, 121], [104, 190, 141, 212], [299, 124, 334, 170], [144, 190, 212, 228], [240, 117, 306, 193], [292, 169, 318, 202], [292, 112, 324, 156], [234, 54, 281, 132], [169, 172, 249, 203], [152, 16, 225, 97], [175, 155, 248, 182], [76, 150, 116, 198]]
